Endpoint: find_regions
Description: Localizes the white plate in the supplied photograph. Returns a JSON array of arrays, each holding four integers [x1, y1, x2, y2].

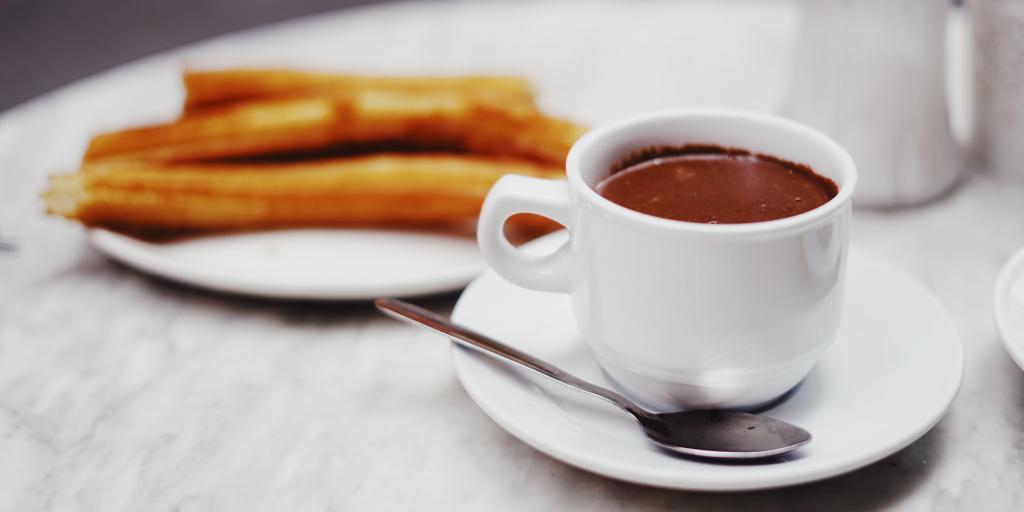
[[995, 246, 1024, 371], [91, 228, 482, 300], [451, 233, 963, 491]]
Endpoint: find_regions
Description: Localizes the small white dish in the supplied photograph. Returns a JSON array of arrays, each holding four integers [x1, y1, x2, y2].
[[91, 228, 483, 300], [451, 233, 963, 491], [995, 246, 1024, 371]]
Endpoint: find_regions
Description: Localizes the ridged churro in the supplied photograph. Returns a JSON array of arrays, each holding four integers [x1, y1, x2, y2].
[[183, 68, 534, 112], [44, 154, 563, 231], [48, 69, 582, 238], [84, 91, 584, 165]]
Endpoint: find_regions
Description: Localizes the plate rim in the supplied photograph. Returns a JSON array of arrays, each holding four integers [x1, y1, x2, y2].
[[89, 228, 483, 300], [450, 239, 963, 491], [994, 245, 1024, 372]]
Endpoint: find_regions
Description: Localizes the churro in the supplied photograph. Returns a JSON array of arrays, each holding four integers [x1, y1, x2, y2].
[[183, 69, 534, 112], [45, 154, 563, 231], [84, 91, 584, 165]]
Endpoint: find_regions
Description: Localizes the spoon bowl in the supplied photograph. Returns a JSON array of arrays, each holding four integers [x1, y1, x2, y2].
[[638, 410, 811, 459]]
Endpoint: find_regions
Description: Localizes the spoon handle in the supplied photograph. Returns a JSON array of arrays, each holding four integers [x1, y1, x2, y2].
[[375, 298, 647, 419]]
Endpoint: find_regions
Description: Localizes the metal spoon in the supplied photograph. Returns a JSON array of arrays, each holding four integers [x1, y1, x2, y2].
[[375, 298, 811, 460]]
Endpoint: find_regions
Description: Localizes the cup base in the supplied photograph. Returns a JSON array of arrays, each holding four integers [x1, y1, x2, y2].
[[598, 355, 820, 412]]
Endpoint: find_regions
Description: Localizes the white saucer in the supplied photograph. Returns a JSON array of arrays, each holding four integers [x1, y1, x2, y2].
[[995, 246, 1024, 371], [91, 228, 482, 300], [451, 233, 963, 491]]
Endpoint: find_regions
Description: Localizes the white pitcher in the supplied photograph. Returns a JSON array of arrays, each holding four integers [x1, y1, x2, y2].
[[782, 0, 961, 208]]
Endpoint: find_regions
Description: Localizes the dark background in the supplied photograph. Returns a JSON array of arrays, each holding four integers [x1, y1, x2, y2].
[[0, 0, 389, 112]]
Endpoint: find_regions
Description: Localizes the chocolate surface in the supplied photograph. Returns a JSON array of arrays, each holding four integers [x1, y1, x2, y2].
[[595, 145, 837, 224]]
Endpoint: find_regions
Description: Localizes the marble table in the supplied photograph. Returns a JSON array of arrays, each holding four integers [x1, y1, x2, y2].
[[1, 1, 1022, 510]]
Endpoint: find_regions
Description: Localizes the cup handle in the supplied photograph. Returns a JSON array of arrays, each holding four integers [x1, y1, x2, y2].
[[477, 175, 573, 293]]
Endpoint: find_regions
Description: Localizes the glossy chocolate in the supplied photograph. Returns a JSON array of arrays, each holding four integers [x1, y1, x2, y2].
[[596, 145, 837, 224]]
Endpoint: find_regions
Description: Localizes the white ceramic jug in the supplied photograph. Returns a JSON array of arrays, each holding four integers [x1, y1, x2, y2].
[[782, 0, 961, 208]]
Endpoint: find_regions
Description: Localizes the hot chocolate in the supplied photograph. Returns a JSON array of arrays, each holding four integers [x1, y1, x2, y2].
[[596, 145, 837, 224]]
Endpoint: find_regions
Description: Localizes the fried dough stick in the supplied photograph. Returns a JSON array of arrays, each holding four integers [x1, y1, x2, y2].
[[183, 69, 534, 112], [84, 91, 585, 165], [44, 154, 563, 231]]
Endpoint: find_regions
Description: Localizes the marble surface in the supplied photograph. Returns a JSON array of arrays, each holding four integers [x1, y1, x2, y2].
[[0, 1, 1022, 510]]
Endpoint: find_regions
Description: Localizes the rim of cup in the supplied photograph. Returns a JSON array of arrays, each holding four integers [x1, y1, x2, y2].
[[565, 108, 858, 236]]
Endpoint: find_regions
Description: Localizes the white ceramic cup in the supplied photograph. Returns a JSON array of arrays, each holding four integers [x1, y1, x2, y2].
[[477, 109, 857, 411]]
